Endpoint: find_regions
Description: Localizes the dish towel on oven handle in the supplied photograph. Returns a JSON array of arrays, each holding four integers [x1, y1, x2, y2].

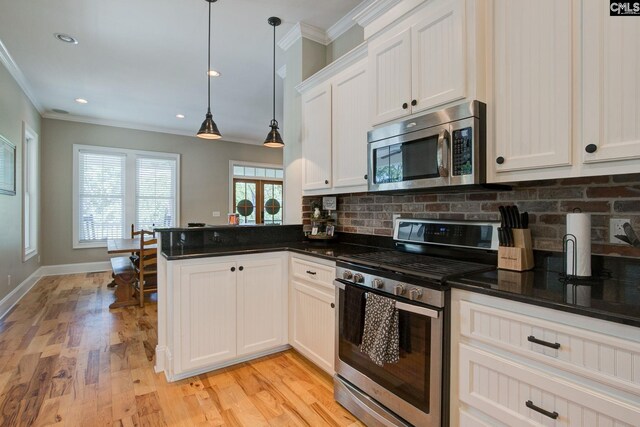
[[360, 293, 400, 366]]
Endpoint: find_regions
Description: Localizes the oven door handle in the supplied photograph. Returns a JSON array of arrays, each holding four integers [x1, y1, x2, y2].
[[334, 281, 440, 319], [437, 129, 450, 177]]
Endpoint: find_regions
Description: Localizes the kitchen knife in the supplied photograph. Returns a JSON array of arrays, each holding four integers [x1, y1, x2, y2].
[[513, 206, 521, 228], [506, 206, 516, 228], [521, 212, 529, 229], [498, 227, 504, 246], [504, 227, 513, 247], [499, 206, 507, 228]]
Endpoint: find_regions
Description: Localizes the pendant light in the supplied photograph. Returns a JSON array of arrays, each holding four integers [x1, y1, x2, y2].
[[263, 17, 284, 148], [197, 0, 222, 140]]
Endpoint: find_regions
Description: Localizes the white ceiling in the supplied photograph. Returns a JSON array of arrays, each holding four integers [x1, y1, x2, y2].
[[0, 0, 362, 144]]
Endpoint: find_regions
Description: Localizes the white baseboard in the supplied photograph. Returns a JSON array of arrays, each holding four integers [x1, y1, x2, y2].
[[0, 268, 43, 320], [39, 261, 111, 276]]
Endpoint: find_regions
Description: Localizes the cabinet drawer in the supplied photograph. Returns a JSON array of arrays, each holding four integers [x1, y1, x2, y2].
[[460, 300, 640, 396], [460, 344, 640, 427], [291, 257, 335, 289]]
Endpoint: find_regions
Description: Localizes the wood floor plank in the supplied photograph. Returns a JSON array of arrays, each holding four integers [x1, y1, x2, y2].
[[0, 272, 364, 427]]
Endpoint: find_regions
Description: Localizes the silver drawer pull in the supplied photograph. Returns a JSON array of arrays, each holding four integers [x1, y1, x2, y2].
[[306, 270, 317, 275], [526, 400, 558, 420], [527, 335, 561, 350]]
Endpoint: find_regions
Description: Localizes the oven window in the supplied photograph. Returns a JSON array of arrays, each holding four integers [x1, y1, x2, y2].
[[338, 289, 432, 413], [373, 136, 440, 184]]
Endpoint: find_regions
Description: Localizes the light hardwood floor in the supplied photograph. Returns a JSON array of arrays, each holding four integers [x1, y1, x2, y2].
[[0, 272, 364, 426]]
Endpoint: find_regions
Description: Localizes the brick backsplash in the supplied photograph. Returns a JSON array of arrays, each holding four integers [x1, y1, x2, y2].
[[302, 173, 640, 258]]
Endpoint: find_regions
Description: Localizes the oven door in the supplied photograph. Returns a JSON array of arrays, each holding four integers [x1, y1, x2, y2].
[[334, 280, 443, 427], [368, 124, 450, 192]]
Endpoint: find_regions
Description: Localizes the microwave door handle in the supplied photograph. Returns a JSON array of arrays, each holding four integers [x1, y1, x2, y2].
[[437, 129, 450, 177]]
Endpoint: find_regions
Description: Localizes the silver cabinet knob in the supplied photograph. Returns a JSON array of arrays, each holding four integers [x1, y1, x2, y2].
[[372, 278, 384, 289], [342, 270, 353, 280], [394, 284, 406, 296], [409, 288, 423, 301], [353, 273, 365, 284]]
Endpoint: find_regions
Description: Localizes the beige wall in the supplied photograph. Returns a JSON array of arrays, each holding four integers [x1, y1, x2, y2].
[[41, 119, 282, 265], [0, 62, 42, 300], [326, 25, 364, 63]]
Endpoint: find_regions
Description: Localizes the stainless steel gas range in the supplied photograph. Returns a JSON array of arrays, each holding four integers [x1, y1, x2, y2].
[[334, 218, 499, 427]]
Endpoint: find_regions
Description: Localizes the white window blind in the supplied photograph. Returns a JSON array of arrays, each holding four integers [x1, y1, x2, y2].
[[136, 157, 177, 230], [78, 151, 125, 242]]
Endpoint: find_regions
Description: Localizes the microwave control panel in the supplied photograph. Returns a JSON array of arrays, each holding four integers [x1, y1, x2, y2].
[[452, 127, 473, 176]]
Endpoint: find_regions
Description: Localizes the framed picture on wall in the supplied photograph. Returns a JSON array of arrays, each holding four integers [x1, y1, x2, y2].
[[0, 135, 16, 196]]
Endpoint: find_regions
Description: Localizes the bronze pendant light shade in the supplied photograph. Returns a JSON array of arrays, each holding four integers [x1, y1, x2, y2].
[[197, 0, 222, 140], [263, 16, 284, 148]]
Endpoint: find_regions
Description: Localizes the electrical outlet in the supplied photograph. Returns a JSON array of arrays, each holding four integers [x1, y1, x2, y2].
[[212, 211, 220, 217], [610, 218, 631, 243]]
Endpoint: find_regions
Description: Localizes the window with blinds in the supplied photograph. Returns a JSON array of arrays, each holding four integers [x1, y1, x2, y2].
[[136, 157, 176, 230], [73, 145, 180, 248]]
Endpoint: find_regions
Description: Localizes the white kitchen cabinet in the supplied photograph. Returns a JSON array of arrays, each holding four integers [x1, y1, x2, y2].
[[332, 61, 369, 189], [301, 82, 332, 191], [582, 0, 640, 165], [289, 256, 336, 375], [450, 289, 640, 427], [369, 0, 466, 126], [298, 48, 369, 196], [179, 260, 237, 372], [163, 252, 288, 381], [491, 0, 573, 174], [237, 256, 286, 356]]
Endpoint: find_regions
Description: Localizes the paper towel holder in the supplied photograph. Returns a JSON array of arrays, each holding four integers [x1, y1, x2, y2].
[[562, 233, 577, 277]]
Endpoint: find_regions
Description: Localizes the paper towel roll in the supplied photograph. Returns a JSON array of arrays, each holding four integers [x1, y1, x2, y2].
[[566, 213, 591, 277]]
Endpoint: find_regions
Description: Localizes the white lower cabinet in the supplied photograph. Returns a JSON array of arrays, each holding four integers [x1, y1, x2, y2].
[[451, 289, 640, 426], [289, 256, 336, 375], [167, 253, 288, 380]]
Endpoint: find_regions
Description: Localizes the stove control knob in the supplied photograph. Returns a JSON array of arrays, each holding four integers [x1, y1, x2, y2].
[[394, 284, 406, 296], [372, 278, 384, 289], [409, 288, 423, 301], [342, 270, 353, 280], [353, 273, 365, 284]]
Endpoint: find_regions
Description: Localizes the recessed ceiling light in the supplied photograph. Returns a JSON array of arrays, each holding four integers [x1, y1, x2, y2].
[[75, 98, 88, 104], [54, 33, 78, 44], [176, 114, 185, 119], [52, 108, 70, 114], [208, 70, 220, 77]]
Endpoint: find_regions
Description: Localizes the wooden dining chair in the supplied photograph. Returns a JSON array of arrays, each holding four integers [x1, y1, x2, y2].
[[134, 230, 157, 307]]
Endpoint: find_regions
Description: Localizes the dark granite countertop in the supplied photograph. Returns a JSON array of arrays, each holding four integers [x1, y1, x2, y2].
[[161, 241, 386, 262], [448, 253, 640, 327]]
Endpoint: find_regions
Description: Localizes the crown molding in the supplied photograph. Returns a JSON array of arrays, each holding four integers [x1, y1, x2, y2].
[[296, 42, 367, 94], [42, 113, 261, 145], [326, 0, 374, 42], [0, 38, 44, 113], [278, 22, 329, 51], [277, 65, 286, 79], [353, 0, 404, 28]]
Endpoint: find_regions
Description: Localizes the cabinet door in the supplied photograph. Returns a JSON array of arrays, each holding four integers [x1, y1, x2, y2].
[[332, 61, 369, 190], [237, 256, 286, 356], [179, 261, 237, 372], [492, 0, 572, 172], [290, 280, 335, 375], [583, 0, 640, 163], [411, 0, 465, 113], [369, 28, 412, 126], [301, 83, 332, 191]]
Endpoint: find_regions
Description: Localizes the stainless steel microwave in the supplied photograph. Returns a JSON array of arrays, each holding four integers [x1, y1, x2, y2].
[[367, 100, 486, 192]]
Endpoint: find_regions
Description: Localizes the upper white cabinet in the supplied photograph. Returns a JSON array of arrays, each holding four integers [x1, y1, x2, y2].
[[582, 0, 640, 164], [489, 0, 640, 182], [368, 0, 467, 126], [299, 49, 369, 195], [491, 0, 573, 173], [301, 83, 332, 191]]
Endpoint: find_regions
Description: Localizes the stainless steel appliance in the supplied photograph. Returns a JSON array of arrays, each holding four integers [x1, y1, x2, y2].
[[367, 101, 486, 192], [334, 218, 499, 426]]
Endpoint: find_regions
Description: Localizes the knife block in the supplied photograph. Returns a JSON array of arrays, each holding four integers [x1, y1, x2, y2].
[[498, 228, 535, 271]]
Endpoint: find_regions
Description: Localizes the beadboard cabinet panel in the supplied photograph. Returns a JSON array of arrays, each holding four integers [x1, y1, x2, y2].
[[301, 83, 332, 191], [492, 0, 572, 173]]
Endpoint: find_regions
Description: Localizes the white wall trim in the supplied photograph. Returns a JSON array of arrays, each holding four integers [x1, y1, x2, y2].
[[353, 0, 404, 28], [277, 65, 287, 79], [296, 42, 368, 94], [278, 22, 330, 51], [326, 0, 375, 42], [0, 268, 42, 320], [39, 261, 111, 276], [0, 38, 43, 113]]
